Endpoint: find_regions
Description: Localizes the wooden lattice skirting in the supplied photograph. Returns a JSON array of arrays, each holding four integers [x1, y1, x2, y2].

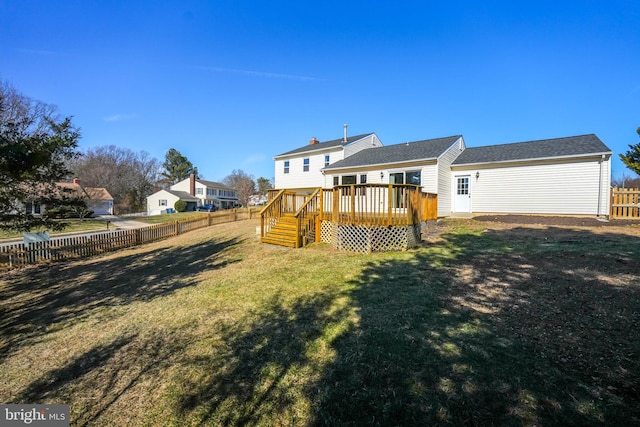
[[320, 221, 421, 253]]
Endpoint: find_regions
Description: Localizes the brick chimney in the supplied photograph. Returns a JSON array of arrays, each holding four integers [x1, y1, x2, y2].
[[309, 137, 319, 145], [189, 174, 195, 196], [73, 177, 80, 185]]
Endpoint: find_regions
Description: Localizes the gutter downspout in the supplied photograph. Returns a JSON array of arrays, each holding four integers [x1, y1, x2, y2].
[[597, 155, 605, 216]]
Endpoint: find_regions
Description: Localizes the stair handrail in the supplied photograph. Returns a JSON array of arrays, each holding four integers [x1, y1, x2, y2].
[[260, 189, 286, 238], [293, 188, 321, 247]]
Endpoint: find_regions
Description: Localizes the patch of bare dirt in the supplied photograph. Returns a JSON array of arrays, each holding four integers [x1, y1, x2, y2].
[[438, 215, 640, 413], [473, 214, 634, 228]]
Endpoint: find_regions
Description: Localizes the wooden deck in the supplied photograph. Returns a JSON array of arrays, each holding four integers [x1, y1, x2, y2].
[[261, 185, 438, 248]]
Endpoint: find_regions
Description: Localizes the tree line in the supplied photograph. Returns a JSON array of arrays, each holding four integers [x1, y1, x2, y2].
[[1, 80, 272, 231]]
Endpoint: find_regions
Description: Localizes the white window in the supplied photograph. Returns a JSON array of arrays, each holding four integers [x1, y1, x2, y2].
[[284, 160, 290, 174], [196, 188, 203, 195], [325, 155, 330, 167], [303, 158, 310, 172], [159, 199, 167, 206]]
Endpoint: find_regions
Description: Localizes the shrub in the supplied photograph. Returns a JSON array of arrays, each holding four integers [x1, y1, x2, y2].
[[45, 206, 73, 219], [174, 200, 187, 212]]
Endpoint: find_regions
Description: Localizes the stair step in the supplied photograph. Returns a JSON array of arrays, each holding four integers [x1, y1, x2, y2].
[[261, 236, 297, 248], [261, 214, 302, 248]]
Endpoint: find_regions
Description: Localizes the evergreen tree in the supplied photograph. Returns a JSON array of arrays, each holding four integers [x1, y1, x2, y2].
[[0, 80, 81, 231], [161, 148, 198, 184], [619, 127, 640, 175]]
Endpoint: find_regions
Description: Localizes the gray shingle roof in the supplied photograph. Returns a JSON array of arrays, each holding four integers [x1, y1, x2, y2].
[[166, 190, 199, 201], [197, 179, 233, 190], [275, 133, 375, 157], [323, 135, 462, 170], [452, 134, 611, 165]]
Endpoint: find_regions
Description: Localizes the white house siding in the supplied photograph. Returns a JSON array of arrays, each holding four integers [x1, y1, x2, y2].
[[453, 156, 611, 216], [146, 190, 180, 213], [436, 137, 466, 217], [274, 135, 381, 190], [171, 177, 190, 193], [275, 148, 344, 190], [343, 134, 382, 157]]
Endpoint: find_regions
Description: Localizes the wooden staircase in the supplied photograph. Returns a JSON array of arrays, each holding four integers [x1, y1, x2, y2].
[[261, 214, 299, 248]]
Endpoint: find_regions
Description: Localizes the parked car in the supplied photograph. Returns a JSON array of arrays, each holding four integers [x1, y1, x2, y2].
[[197, 204, 217, 212]]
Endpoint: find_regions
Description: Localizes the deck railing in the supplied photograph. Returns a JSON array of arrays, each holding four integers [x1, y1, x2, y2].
[[261, 185, 438, 246], [320, 184, 436, 226], [294, 188, 321, 247]]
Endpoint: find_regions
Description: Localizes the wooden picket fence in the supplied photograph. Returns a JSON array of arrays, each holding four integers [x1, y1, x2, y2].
[[0, 208, 260, 271], [610, 187, 640, 219]]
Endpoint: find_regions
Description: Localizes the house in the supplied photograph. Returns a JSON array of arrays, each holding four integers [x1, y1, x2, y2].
[[146, 174, 239, 214], [450, 134, 611, 216], [274, 128, 383, 192], [323, 135, 465, 217], [146, 189, 200, 214], [25, 178, 113, 216], [274, 132, 612, 218]]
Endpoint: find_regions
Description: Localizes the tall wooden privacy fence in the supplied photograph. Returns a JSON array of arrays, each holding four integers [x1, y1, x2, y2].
[[610, 187, 640, 219], [0, 208, 259, 270]]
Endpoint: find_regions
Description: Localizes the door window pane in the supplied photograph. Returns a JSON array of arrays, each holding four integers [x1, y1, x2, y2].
[[457, 177, 469, 195], [389, 173, 404, 184]]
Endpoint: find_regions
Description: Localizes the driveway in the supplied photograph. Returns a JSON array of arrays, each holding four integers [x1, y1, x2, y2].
[[96, 215, 151, 230]]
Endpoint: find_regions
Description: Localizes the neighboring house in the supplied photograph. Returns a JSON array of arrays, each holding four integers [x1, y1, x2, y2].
[[146, 189, 199, 214], [248, 194, 268, 206], [274, 131, 383, 192], [25, 178, 113, 216], [146, 174, 239, 214], [275, 132, 612, 217]]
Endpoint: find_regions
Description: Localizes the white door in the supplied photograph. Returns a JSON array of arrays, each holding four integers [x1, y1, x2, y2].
[[454, 175, 471, 213]]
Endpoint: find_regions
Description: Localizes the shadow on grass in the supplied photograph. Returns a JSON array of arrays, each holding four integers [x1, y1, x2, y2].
[[176, 224, 640, 426], [176, 291, 352, 426], [313, 226, 640, 426], [0, 235, 243, 361], [13, 325, 194, 427], [5, 222, 639, 426]]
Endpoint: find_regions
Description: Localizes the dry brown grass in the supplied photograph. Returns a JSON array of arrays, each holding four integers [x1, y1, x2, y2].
[[1, 217, 639, 426]]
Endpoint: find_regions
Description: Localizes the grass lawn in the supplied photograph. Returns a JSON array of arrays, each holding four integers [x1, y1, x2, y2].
[[0, 218, 638, 426], [129, 212, 207, 225], [0, 218, 111, 240]]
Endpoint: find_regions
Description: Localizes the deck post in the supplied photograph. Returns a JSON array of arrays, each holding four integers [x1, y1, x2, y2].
[[387, 184, 393, 226], [350, 185, 356, 223], [316, 189, 323, 243]]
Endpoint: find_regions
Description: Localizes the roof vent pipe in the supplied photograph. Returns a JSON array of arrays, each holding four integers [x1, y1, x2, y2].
[[343, 124, 348, 143]]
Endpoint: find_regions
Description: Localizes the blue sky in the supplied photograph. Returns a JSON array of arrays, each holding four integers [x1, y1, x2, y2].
[[1, 0, 639, 182]]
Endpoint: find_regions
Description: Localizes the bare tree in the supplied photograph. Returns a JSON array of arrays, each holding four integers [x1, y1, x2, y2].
[[71, 145, 162, 214], [223, 169, 256, 207]]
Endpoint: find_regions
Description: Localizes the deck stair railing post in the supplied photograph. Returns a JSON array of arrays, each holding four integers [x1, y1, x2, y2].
[[293, 188, 321, 247], [260, 189, 286, 238]]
